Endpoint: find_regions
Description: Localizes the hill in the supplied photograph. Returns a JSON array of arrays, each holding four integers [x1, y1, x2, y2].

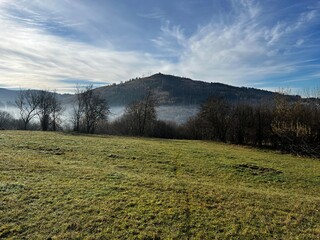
[[0, 89, 72, 108], [0, 131, 319, 239], [0, 74, 301, 108], [95, 73, 300, 106], [0, 74, 302, 122], [0, 88, 18, 107]]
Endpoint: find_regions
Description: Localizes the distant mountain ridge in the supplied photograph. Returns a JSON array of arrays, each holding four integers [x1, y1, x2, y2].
[[0, 88, 20, 108], [0, 88, 72, 108], [0, 88, 18, 102], [0, 73, 300, 108], [95, 73, 300, 106]]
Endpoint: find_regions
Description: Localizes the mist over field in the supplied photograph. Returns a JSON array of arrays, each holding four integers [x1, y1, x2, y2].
[[0, 105, 19, 119], [0, 103, 198, 125]]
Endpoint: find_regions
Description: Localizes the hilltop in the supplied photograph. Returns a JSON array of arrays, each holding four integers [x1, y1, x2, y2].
[[95, 73, 300, 106]]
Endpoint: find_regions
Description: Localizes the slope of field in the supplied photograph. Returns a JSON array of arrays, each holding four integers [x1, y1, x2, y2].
[[0, 131, 319, 239]]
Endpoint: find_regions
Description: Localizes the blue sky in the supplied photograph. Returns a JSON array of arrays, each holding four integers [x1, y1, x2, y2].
[[0, 0, 319, 94]]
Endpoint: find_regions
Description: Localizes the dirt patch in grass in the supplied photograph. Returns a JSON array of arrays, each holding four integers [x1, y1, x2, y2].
[[235, 163, 283, 175], [16, 144, 66, 155], [0, 183, 28, 193]]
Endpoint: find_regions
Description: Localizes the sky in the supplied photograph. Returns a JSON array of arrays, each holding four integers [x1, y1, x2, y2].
[[0, 0, 320, 94]]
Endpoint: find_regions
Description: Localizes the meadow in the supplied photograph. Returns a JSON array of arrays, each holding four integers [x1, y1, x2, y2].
[[0, 131, 319, 239]]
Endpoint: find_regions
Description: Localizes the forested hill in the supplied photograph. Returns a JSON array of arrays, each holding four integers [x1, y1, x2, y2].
[[0, 88, 72, 108], [0, 88, 17, 104], [0, 73, 301, 107], [95, 73, 300, 106]]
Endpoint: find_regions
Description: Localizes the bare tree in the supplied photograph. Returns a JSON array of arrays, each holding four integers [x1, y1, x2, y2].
[[15, 90, 39, 130], [37, 90, 54, 131], [199, 97, 230, 142], [72, 85, 109, 134], [37, 90, 63, 131], [302, 86, 320, 99], [270, 91, 320, 157], [72, 85, 85, 132], [83, 86, 109, 133], [123, 90, 157, 136], [0, 110, 14, 130], [230, 103, 254, 144], [253, 103, 272, 146], [51, 91, 63, 131]]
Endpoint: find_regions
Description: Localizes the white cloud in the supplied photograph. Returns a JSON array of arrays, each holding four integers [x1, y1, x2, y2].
[[155, 1, 320, 87], [0, 2, 169, 92], [295, 39, 304, 47], [0, 0, 319, 93]]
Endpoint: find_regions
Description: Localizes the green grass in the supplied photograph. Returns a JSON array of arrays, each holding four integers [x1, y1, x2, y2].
[[0, 131, 319, 239]]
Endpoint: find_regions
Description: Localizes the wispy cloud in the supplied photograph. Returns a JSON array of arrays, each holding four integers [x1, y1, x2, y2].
[[0, 1, 168, 92], [0, 0, 319, 93], [155, 0, 320, 88], [138, 7, 166, 20]]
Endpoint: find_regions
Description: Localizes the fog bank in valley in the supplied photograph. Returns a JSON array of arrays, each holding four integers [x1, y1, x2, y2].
[[0, 104, 198, 125]]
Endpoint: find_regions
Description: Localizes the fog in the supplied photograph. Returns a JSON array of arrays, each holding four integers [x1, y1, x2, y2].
[[156, 106, 199, 123], [0, 104, 199, 125], [0, 106, 20, 119], [107, 106, 199, 123]]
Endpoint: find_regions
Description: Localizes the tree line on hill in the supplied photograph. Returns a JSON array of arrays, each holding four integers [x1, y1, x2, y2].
[[0, 86, 319, 157]]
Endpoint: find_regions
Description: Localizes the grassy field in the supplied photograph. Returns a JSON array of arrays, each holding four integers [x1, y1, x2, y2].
[[0, 131, 319, 239]]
